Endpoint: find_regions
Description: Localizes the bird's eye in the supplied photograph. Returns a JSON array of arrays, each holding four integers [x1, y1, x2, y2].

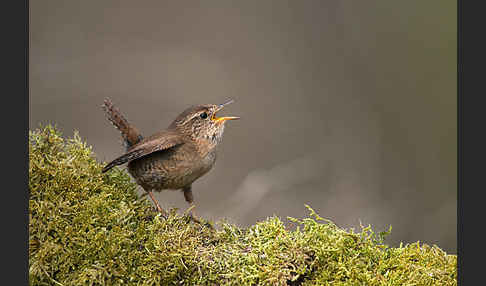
[[200, 112, 208, 119]]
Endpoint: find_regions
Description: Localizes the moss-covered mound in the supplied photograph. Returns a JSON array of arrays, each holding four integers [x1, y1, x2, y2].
[[29, 125, 457, 285]]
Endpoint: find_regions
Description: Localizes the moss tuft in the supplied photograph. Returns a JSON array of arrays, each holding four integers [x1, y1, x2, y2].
[[29, 125, 457, 285]]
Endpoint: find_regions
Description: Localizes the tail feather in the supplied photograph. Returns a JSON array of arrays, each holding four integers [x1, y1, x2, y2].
[[102, 98, 143, 150]]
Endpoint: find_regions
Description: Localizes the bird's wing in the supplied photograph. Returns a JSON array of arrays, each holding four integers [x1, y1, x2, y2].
[[102, 131, 184, 173]]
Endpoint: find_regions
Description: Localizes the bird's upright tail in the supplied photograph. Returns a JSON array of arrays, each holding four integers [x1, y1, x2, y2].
[[102, 98, 144, 151]]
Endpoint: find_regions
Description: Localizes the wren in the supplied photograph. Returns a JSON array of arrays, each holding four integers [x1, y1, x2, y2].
[[101, 98, 239, 219]]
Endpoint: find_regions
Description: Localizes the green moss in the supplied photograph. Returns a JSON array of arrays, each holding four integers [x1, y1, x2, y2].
[[29, 125, 457, 285]]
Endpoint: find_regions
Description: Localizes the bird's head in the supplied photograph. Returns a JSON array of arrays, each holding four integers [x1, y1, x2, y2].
[[169, 99, 240, 148]]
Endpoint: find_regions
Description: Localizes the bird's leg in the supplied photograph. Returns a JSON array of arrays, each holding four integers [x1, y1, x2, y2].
[[147, 190, 165, 214], [182, 185, 199, 222], [182, 186, 214, 229]]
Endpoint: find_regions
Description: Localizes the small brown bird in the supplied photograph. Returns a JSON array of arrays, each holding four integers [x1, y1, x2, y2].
[[101, 98, 239, 219]]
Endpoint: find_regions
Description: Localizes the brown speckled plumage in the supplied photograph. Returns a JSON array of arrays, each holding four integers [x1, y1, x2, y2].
[[101, 98, 239, 216]]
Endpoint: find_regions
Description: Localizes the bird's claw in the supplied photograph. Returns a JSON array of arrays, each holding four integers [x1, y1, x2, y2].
[[184, 211, 214, 230]]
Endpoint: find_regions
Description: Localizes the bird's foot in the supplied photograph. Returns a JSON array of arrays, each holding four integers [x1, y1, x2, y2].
[[149, 205, 168, 219], [147, 191, 168, 218], [184, 207, 214, 230]]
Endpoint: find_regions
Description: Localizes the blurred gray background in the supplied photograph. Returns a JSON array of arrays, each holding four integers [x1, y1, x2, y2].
[[29, 1, 457, 253]]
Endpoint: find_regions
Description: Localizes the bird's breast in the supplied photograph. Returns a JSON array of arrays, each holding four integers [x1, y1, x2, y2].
[[127, 145, 217, 190]]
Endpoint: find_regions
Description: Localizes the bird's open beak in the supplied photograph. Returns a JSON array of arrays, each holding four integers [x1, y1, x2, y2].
[[214, 116, 240, 123], [212, 99, 240, 123]]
